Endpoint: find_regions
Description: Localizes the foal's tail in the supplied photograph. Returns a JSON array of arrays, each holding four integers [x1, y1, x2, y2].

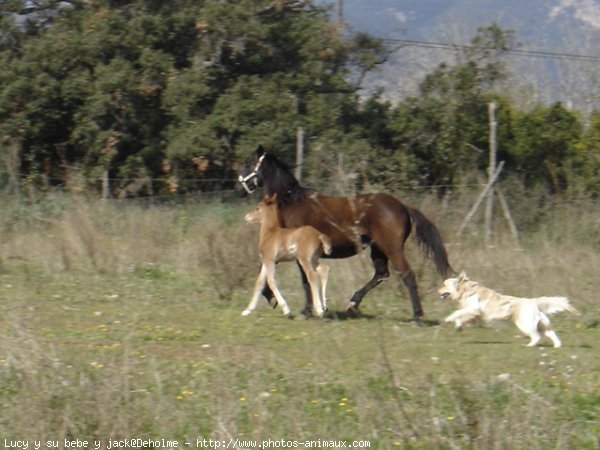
[[319, 234, 332, 255], [407, 207, 454, 277]]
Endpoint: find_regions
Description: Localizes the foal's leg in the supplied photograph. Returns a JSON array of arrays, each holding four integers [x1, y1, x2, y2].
[[298, 258, 324, 317], [316, 263, 329, 311], [261, 278, 277, 308], [242, 264, 269, 316], [347, 245, 390, 312], [296, 261, 314, 316], [264, 262, 291, 316]]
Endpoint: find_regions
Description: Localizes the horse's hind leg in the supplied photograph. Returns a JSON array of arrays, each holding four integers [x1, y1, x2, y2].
[[389, 252, 423, 321], [347, 245, 389, 312], [403, 270, 422, 320]]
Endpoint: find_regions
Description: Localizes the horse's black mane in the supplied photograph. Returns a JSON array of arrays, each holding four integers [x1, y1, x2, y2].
[[261, 153, 315, 204]]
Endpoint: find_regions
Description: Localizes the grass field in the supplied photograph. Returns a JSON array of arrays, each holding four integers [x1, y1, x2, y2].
[[0, 192, 598, 449]]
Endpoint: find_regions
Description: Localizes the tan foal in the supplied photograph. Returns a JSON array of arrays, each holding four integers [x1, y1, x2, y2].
[[242, 195, 331, 317]]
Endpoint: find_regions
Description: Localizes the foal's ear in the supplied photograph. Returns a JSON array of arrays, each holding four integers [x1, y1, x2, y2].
[[256, 145, 265, 158], [263, 193, 277, 204]]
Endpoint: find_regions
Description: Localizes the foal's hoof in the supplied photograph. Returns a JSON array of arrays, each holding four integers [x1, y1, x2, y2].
[[298, 307, 315, 319]]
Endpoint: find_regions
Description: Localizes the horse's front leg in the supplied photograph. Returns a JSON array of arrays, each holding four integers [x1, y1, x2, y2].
[[347, 246, 389, 314]]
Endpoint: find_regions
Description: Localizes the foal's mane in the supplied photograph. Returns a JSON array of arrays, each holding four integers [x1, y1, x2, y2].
[[261, 152, 314, 204]]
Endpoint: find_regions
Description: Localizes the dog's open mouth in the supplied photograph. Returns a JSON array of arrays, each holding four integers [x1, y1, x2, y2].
[[440, 292, 450, 300]]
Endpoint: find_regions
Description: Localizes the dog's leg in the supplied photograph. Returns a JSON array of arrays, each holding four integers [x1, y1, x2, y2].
[[526, 331, 541, 347], [444, 310, 464, 328], [445, 308, 469, 323], [538, 312, 562, 348], [544, 330, 562, 348], [445, 307, 480, 329]]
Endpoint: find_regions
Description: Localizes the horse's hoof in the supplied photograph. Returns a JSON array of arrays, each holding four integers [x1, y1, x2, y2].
[[346, 305, 362, 318], [294, 312, 309, 321], [241, 310, 251, 316]]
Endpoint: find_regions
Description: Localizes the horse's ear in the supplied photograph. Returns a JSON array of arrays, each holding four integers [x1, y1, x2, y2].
[[457, 271, 468, 282], [256, 145, 265, 158]]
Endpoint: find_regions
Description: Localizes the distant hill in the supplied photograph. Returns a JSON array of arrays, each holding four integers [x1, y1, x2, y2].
[[320, 0, 600, 111]]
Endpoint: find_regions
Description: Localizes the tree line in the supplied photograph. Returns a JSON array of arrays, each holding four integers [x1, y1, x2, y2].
[[0, 0, 599, 197]]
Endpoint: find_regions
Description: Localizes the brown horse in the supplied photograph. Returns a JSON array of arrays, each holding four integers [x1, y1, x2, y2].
[[237, 146, 453, 320], [243, 194, 331, 318]]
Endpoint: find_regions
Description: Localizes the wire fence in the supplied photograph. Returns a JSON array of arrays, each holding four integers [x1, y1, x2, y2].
[[2, 174, 598, 208]]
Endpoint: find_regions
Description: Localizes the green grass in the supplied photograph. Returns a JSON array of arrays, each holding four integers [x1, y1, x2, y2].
[[0, 193, 598, 449]]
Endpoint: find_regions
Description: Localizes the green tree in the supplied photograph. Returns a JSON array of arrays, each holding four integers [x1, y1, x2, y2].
[[379, 24, 517, 190], [510, 103, 581, 193], [566, 110, 600, 196], [0, 0, 388, 194], [163, 0, 387, 191], [0, 1, 190, 192]]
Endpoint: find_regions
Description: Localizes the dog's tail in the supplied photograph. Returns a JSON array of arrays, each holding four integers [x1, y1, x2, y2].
[[535, 297, 579, 316]]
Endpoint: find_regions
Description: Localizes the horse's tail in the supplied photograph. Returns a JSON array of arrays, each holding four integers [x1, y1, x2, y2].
[[319, 234, 332, 255], [407, 206, 454, 277]]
